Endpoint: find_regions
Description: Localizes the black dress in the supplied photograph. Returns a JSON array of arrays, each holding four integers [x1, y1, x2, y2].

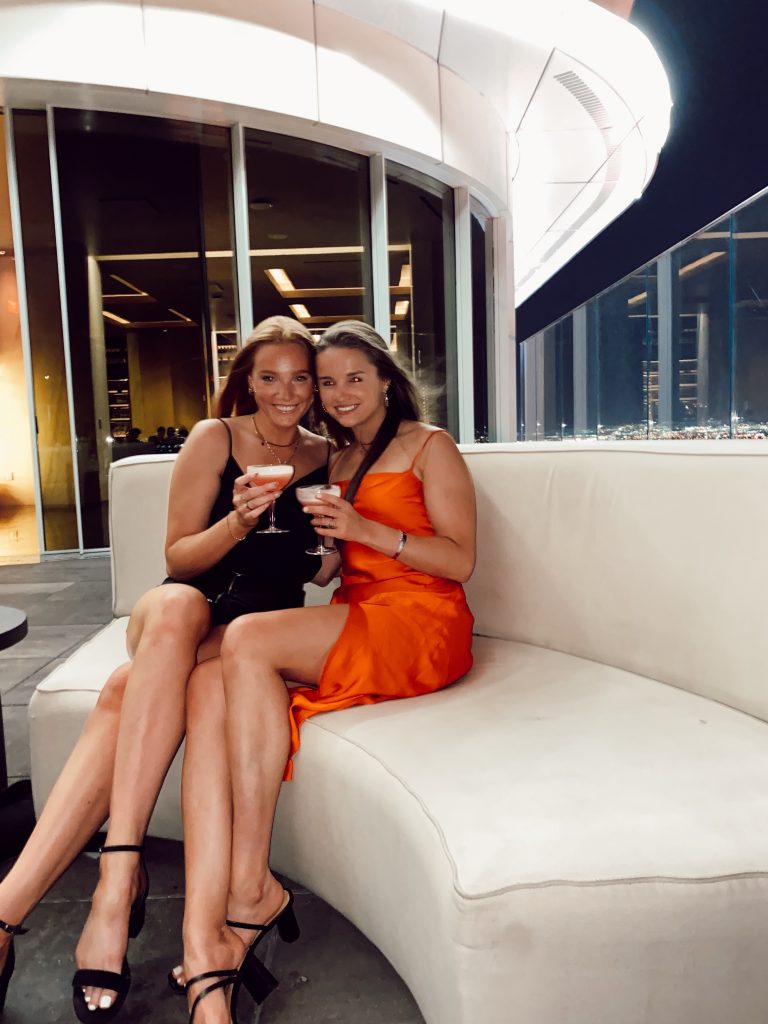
[[166, 421, 330, 624]]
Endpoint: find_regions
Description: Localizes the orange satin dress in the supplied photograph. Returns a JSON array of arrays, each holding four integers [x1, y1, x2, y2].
[[285, 432, 474, 779]]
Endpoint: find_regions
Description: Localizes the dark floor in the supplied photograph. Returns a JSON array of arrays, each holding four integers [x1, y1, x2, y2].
[[0, 556, 424, 1023]]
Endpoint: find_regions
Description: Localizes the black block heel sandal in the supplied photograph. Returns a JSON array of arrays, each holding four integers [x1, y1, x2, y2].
[[71, 844, 149, 1023], [0, 918, 28, 1013], [187, 949, 279, 1024], [168, 887, 299, 996]]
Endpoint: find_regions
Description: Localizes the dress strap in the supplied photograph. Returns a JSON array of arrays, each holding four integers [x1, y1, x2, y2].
[[217, 417, 233, 458], [409, 428, 445, 471]]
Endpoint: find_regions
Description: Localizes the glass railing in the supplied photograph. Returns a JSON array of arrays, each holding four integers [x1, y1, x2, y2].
[[518, 184, 768, 441]]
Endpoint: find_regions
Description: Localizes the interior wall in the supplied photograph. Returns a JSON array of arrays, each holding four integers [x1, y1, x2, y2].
[[127, 329, 207, 436]]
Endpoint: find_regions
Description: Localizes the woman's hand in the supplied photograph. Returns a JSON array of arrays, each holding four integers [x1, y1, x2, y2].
[[304, 493, 368, 545], [231, 473, 280, 531]]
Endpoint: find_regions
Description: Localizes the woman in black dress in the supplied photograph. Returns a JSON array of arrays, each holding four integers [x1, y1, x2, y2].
[[0, 316, 335, 1022]]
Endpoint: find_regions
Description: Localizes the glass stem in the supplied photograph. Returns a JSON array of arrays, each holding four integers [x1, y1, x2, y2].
[[269, 500, 277, 530]]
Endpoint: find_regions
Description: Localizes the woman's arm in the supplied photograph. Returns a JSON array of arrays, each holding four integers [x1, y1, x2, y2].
[[309, 432, 477, 583], [164, 421, 276, 580]]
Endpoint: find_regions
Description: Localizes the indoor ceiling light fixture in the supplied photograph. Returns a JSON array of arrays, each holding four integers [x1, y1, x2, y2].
[[627, 290, 647, 306], [96, 245, 411, 261], [289, 303, 310, 320], [102, 310, 130, 325], [168, 307, 194, 323], [678, 251, 726, 276], [266, 268, 296, 294], [107, 273, 148, 296], [394, 300, 410, 317], [398, 264, 412, 288]]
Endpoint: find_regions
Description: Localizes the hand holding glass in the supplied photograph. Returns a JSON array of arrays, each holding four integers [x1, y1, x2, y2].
[[247, 464, 295, 534], [296, 484, 342, 555]]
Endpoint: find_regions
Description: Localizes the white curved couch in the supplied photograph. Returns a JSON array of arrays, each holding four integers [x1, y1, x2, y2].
[[29, 443, 768, 1024]]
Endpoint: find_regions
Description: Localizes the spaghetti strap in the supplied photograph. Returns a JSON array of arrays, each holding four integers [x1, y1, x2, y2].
[[217, 417, 233, 458], [409, 428, 445, 470]]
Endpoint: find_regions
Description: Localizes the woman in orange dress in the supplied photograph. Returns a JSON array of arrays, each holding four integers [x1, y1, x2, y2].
[[179, 321, 475, 1024]]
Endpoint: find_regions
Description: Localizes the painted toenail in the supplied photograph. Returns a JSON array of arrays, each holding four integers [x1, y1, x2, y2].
[[99, 996, 112, 1009]]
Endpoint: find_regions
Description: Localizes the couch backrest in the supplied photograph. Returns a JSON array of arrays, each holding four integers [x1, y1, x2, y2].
[[110, 442, 768, 723], [110, 454, 176, 616], [462, 440, 768, 723]]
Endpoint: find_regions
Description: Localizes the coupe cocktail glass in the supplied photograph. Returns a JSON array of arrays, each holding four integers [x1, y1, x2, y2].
[[296, 483, 342, 555], [247, 464, 296, 534]]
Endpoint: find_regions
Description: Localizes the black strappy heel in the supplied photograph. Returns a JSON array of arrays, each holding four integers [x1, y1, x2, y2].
[[169, 887, 299, 995], [186, 949, 279, 1023], [0, 918, 28, 1013], [71, 844, 149, 1023]]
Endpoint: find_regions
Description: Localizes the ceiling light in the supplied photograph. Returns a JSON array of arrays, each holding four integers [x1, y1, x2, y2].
[[168, 307, 194, 323], [398, 264, 412, 288], [108, 274, 147, 295], [627, 291, 647, 306], [266, 268, 296, 294], [290, 303, 310, 320], [249, 199, 274, 211], [102, 310, 130, 325], [678, 252, 726, 276], [394, 300, 410, 316]]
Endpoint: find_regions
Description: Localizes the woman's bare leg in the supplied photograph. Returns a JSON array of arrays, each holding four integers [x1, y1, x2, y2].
[[175, 658, 247, 1012], [0, 662, 130, 975], [75, 584, 213, 1011], [182, 605, 348, 1024]]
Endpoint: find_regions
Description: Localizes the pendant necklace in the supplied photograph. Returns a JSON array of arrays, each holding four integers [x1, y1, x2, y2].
[[252, 415, 300, 465]]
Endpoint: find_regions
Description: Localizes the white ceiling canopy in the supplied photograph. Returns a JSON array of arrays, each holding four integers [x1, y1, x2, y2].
[[0, 0, 670, 305], [320, 0, 671, 304]]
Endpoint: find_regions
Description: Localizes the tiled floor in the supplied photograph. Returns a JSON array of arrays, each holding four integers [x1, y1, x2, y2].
[[0, 556, 424, 1024]]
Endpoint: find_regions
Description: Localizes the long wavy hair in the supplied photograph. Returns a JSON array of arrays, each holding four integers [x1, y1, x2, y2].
[[315, 321, 420, 504], [217, 316, 319, 419]]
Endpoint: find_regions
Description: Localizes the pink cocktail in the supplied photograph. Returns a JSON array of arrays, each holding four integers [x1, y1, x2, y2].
[[296, 483, 341, 555], [247, 464, 296, 534]]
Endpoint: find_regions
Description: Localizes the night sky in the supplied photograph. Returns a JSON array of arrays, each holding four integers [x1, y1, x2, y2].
[[517, 0, 768, 340]]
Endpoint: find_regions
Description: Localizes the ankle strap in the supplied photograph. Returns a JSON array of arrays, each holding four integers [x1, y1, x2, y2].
[[98, 844, 144, 854], [0, 919, 28, 936]]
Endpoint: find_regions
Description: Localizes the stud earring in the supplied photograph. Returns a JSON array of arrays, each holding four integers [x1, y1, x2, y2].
[[384, 390, 389, 408]]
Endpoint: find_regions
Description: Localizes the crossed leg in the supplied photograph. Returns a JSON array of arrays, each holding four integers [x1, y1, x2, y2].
[[180, 604, 349, 1024]]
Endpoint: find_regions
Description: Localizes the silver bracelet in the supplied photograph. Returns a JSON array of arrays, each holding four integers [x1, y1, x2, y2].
[[392, 531, 408, 560], [226, 511, 248, 543]]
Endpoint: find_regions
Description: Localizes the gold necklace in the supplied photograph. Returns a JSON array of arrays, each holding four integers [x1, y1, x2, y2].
[[252, 415, 300, 466]]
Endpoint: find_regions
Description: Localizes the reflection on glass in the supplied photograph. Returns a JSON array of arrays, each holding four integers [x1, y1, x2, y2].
[[595, 271, 651, 439], [0, 112, 39, 561], [733, 198, 768, 437], [471, 209, 494, 441], [12, 110, 79, 551], [244, 129, 372, 349], [669, 220, 730, 437], [387, 164, 457, 434], [53, 110, 236, 547]]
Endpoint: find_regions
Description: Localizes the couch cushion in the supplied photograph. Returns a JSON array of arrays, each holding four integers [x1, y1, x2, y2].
[[33, 617, 129, 693], [304, 635, 768, 895], [462, 441, 768, 725]]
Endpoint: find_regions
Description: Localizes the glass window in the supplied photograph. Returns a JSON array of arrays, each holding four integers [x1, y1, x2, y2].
[[0, 112, 39, 561], [470, 206, 494, 441], [595, 270, 652, 439], [669, 218, 731, 438], [11, 109, 79, 552], [53, 110, 237, 548], [387, 164, 457, 434], [244, 129, 372, 347], [733, 198, 768, 438]]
